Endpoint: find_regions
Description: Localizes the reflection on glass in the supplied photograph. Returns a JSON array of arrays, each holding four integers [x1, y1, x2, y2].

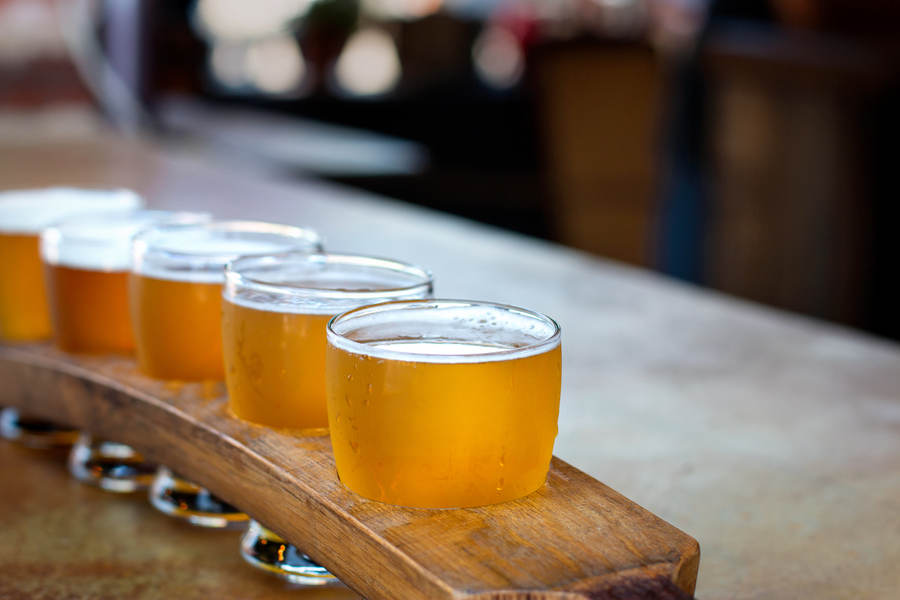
[[326, 300, 561, 508], [223, 251, 432, 582], [240, 522, 335, 586]]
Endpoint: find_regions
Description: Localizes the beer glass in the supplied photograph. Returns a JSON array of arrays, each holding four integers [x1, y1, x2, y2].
[[131, 220, 322, 527], [41, 210, 209, 492], [326, 300, 561, 508], [0, 187, 142, 447], [223, 252, 432, 583]]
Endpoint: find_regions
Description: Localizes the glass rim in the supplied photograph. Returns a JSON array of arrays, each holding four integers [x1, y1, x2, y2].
[[132, 219, 323, 262], [41, 210, 212, 271], [42, 209, 210, 248], [225, 251, 433, 302], [326, 299, 561, 363]]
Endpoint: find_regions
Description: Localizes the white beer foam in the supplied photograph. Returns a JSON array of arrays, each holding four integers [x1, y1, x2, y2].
[[225, 293, 340, 316], [372, 341, 506, 355], [0, 188, 142, 234], [327, 302, 560, 364], [225, 285, 428, 315], [41, 210, 208, 271]]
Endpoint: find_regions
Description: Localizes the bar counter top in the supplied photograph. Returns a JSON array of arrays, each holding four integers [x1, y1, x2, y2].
[[1, 128, 899, 599]]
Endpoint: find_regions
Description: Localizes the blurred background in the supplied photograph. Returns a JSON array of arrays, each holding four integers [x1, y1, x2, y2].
[[1, 0, 899, 339]]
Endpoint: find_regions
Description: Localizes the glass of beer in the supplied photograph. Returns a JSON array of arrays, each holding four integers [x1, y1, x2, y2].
[[41, 209, 209, 492], [222, 252, 432, 584], [326, 300, 561, 508], [0, 187, 142, 448], [130, 220, 322, 528]]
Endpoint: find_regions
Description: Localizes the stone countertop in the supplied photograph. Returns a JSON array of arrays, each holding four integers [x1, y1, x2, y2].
[[0, 443, 361, 600], [1, 130, 898, 599]]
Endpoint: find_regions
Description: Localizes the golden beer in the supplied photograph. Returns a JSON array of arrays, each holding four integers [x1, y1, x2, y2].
[[0, 233, 49, 341], [130, 274, 225, 380], [222, 253, 432, 431], [130, 221, 322, 382], [40, 210, 208, 490], [45, 266, 132, 353], [326, 300, 561, 508], [41, 210, 207, 356], [223, 253, 429, 582], [0, 188, 141, 342], [134, 222, 321, 529], [223, 306, 331, 429]]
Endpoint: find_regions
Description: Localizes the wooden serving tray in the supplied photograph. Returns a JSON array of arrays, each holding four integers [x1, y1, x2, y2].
[[0, 344, 699, 600]]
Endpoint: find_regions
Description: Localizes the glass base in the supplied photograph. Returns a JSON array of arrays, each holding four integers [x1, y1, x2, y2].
[[68, 433, 157, 493], [240, 520, 339, 586], [149, 466, 248, 529], [0, 407, 79, 448]]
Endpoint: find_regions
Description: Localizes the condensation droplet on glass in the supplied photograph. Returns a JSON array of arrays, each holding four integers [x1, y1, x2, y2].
[[349, 440, 359, 453], [344, 393, 350, 407], [346, 374, 352, 381], [496, 478, 504, 492]]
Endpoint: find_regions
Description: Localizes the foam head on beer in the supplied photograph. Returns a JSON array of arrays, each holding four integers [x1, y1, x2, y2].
[[40, 210, 209, 354], [0, 188, 142, 341], [129, 220, 323, 381]]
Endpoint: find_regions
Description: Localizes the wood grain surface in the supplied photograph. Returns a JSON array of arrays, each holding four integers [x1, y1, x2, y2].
[[0, 343, 699, 600]]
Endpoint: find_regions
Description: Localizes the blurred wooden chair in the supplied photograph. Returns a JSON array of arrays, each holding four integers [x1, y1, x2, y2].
[[532, 39, 663, 267]]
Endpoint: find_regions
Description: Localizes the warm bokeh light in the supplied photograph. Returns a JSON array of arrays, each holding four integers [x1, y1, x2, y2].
[[0, 0, 65, 65], [362, 0, 443, 20], [472, 26, 524, 89], [209, 34, 306, 95], [209, 41, 247, 88], [333, 28, 401, 97], [194, 0, 313, 41], [246, 34, 306, 94]]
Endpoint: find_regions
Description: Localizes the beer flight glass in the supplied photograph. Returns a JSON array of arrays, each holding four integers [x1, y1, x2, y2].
[[130, 220, 322, 528], [0, 187, 142, 447], [326, 300, 561, 508], [222, 252, 433, 583], [40, 209, 209, 492], [2, 189, 562, 589]]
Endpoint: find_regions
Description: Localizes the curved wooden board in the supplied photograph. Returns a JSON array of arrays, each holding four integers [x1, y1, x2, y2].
[[0, 344, 699, 600]]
